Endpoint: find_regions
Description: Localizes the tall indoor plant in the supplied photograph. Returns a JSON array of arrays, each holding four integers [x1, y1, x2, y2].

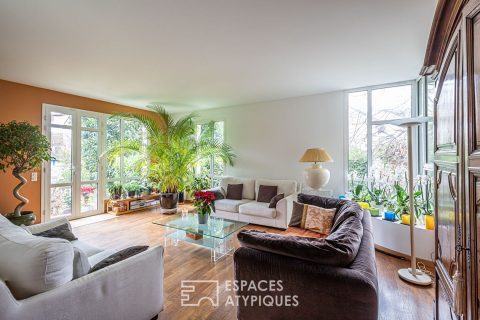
[[106, 105, 235, 210], [0, 121, 53, 225]]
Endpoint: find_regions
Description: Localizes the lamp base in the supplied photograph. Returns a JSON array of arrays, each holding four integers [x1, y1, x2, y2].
[[398, 268, 432, 286], [303, 163, 330, 190]]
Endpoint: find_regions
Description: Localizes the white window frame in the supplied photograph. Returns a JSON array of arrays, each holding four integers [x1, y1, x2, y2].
[[344, 80, 421, 191], [195, 120, 226, 187], [41, 104, 146, 222]]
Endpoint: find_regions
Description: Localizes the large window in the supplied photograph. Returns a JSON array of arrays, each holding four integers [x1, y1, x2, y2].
[[347, 81, 433, 187], [196, 121, 225, 186], [106, 117, 147, 196]]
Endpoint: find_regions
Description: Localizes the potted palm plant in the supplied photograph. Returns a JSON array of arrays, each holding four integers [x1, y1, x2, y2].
[[0, 121, 53, 225], [105, 105, 235, 210]]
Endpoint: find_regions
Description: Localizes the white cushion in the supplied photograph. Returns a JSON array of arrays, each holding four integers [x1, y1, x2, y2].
[[220, 176, 256, 200], [73, 246, 91, 279], [71, 239, 102, 257], [215, 199, 253, 213], [0, 215, 74, 299], [26, 217, 72, 234], [255, 179, 297, 198], [88, 249, 116, 267], [238, 201, 277, 219]]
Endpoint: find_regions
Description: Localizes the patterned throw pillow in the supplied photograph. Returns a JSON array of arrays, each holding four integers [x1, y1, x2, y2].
[[302, 205, 336, 235]]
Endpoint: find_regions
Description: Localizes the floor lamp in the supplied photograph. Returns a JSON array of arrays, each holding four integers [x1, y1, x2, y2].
[[391, 116, 432, 286]]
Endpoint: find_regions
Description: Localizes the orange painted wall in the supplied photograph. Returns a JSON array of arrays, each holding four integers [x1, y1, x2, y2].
[[0, 79, 156, 222]]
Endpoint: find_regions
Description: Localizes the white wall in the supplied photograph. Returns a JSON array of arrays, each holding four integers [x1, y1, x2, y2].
[[179, 91, 347, 196]]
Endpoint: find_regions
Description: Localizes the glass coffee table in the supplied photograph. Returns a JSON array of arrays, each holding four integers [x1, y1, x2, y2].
[[153, 214, 248, 262]]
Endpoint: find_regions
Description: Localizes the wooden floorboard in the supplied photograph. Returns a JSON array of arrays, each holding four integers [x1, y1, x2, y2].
[[73, 208, 435, 320]]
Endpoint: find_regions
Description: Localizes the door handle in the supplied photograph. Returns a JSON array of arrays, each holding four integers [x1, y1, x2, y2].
[[436, 169, 442, 186], [448, 172, 457, 201]]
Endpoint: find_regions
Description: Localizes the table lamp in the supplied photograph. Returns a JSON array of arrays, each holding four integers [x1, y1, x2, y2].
[[299, 148, 333, 190]]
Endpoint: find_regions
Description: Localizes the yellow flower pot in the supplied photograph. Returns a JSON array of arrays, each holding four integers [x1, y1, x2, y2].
[[401, 214, 410, 225], [425, 215, 434, 230], [357, 202, 370, 209]]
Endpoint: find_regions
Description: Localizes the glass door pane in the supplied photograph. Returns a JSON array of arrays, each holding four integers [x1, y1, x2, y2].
[[49, 112, 73, 218], [80, 116, 100, 214]]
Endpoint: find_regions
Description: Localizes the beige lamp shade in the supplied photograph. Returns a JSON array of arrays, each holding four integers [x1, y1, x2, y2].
[[299, 148, 333, 163]]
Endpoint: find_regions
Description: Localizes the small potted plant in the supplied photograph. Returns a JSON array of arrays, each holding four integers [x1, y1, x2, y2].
[[193, 191, 215, 224], [415, 175, 434, 230], [108, 182, 123, 200], [124, 181, 140, 198], [0, 121, 53, 225]]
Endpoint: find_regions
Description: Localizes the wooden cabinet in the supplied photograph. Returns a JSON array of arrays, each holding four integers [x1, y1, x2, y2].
[[422, 1, 480, 319]]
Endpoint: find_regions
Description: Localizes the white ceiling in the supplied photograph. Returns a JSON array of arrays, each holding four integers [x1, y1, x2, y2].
[[0, 0, 436, 112]]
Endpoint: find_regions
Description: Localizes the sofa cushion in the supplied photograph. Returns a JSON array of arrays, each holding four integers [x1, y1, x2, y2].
[[239, 201, 277, 219], [35, 223, 78, 241], [220, 177, 255, 200], [89, 246, 149, 273], [257, 185, 278, 203], [27, 217, 72, 234], [226, 184, 243, 200], [71, 239, 102, 257], [304, 205, 336, 235], [255, 179, 297, 197], [88, 249, 119, 267], [269, 193, 284, 208], [298, 193, 347, 210], [215, 199, 252, 213], [73, 246, 91, 279], [289, 201, 305, 227], [0, 214, 74, 299], [237, 215, 363, 267]]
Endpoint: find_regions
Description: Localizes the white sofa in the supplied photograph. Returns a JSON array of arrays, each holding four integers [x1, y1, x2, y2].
[[212, 177, 298, 229], [0, 215, 164, 320]]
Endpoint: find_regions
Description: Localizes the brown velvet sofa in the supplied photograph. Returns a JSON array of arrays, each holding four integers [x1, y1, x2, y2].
[[234, 194, 378, 320]]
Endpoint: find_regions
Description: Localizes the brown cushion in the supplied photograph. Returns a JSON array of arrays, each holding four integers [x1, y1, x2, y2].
[[289, 201, 305, 227], [303, 205, 336, 235], [257, 185, 278, 203], [269, 193, 284, 208], [226, 184, 243, 200], [285, 227, 326, 239]]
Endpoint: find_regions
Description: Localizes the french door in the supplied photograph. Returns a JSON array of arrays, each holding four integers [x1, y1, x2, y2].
[[43, 104, 106, 221]]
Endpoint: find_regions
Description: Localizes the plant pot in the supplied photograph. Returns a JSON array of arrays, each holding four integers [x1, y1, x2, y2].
[[374, 204, 384, 212], [425, 215, 434, 230], [6, 211, 36, 226], [160, 192, 179, 209], [198, 214, 208, 224], [401, 214, 411, 225], [178, 191, 185, 204], [127, 191, 136, 198], [111, 194, 121, 200]]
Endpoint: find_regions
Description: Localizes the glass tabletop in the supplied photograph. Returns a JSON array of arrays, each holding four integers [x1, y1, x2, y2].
[[152, 214, 248, 239]]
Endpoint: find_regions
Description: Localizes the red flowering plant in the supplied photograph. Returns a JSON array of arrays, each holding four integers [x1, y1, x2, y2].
[[193, 191, 216, 216], [80, 186, 96, 195]]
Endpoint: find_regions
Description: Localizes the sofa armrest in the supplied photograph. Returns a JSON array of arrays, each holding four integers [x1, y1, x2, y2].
[[234, 246, 378, 320], [0, 246, 164, 320], [275, 193, 297, 229], [26, 217, 72, 234]]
